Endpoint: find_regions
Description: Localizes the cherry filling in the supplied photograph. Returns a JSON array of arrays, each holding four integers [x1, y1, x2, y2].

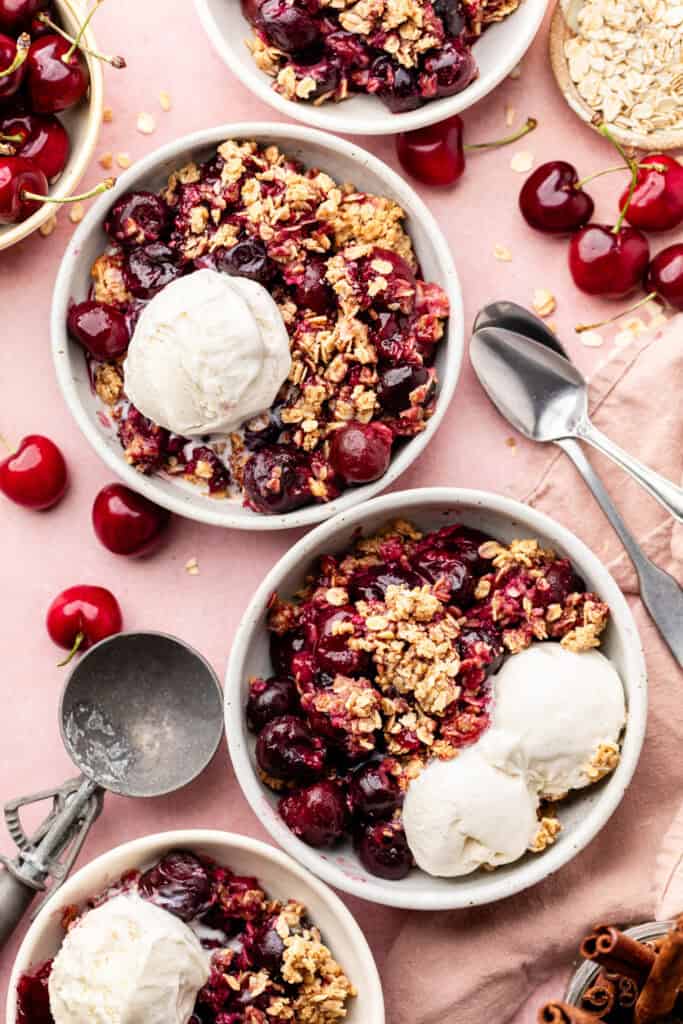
[[247, 520, 607, 878], [138, 851, 211, 922]]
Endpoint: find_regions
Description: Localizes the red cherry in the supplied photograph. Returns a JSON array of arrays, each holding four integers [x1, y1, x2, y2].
[[329, 421, 393, 485], [0, 112, 69, 181], [519, 160, 595, 234], [619, 154, 683, 233], [568, 224, 650, 298], [92, 483, 170, 556], [396, 114, 465, 187], [0, 31, 29, 98], [0, 434, 67, 509], [0, 0, 46, 30], [240, 0, 263, 24], [646, 244, 683, 310], [46, 585, 122, 663], [67, 300, 130, 360], [0, 155, 47, 223], [27, 34, 89, 113]]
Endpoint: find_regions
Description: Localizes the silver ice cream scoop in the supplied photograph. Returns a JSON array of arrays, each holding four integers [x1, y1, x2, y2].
[[0, 632, 224, 947]]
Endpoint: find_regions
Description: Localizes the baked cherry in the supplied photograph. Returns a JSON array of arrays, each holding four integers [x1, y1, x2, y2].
[[0, 112, 69, 181], [215, 237, 275, 286], [27, 34, 89, 113], [270, 627, 311, 678], [349, 761, 402, 821], [293, 256, 335, 314], [0, 434, 67, 509], [0, 31, 29, 98], [329, 421, 392, 485], [377, 364, 431, 414], [124, 243, 181, 299], [398, 115, 536, 187], [433, 0, 467, 33], [139, 850, 211, 922], [259, 0, 321, 55], [247, 914, 286, 974], [104, 190, 168, 247], [279, 780, 347, 847], [0, 0, 46, 30], [256, 714, 326, 784], [370, 56, 421, 113], [15, 960, 53, 1024], [243, 445, 311, 515], [421, 38, 477, 98], [240, 0, 263, 25], [67, 300, 130, 360], [315, 604, 367, 677], [354, 819, 412, 880], [619, 154, 683, 233], [92, 483, 170, 557], [412, 550, 475, 606], [349, 564, 423, 603], [646, 243, 683, 311], [536, 559, 585, 606], [247, 676, 300, 733], [568, 224, 650, 298], [46, 585, 123, 663], [456, 624, 504, 678], [519, 160, 595, 234]]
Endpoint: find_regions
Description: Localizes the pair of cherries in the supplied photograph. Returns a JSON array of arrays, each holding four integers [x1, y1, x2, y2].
[[519, 143, 683, 310]]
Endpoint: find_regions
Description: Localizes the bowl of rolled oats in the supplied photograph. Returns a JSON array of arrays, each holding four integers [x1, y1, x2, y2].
[[51, 123, 463, 530], [7, 829, 386, 1024], [550, 0, 683, 151], [226, 487, 647, 909], [194, 0, 548, 136]]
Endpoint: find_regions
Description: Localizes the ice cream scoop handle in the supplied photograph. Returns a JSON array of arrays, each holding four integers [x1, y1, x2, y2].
[[0, 868, 36, 948], [558, 438, 683, 667], [576, 421, 683, 523]]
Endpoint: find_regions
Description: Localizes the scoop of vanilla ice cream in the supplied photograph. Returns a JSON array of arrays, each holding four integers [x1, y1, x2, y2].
[[48, 893, 210, 1024], [491, 643, 626, 799], [403, 730, 540, 877], [123, 268, 291, 436]]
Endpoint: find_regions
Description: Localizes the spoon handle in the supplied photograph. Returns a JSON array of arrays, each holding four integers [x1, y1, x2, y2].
[[577, 421, 683, 523], [558, 438, 683, 666]]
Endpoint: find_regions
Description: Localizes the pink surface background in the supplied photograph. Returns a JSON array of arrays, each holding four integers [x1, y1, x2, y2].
[[0, 0, 672, 1017]]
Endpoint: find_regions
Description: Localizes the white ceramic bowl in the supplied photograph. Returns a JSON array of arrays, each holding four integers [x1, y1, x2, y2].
[[0, 0, 104, 251], [194, 0, 547, 136], [51, 122, 463, 531], [225, 487, 647, 910], [5, 830, 385, 1024]]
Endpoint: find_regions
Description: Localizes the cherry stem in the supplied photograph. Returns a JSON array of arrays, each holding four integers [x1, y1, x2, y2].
[[43, 3, 126, 69], [58, 631, 85, 667], [21, 177, 116, 205], [597, 122, 639, 234], [464, 116, 538, 152], [0, 33, 30, 78], [575, 292, 659, 333]]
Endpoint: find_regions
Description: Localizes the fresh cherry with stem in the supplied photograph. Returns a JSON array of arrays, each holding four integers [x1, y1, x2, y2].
[[92, 482, 170, 557], [0, 112, 70, 180], [0, 0, 47, 31], [0, 157, 114, 224], [0, 31, 29, 98], [396, 114, 537, 187], [37, 5, 126, 69], [27, 34, 89, 113], [519, 160, 596, 234], [0, 434, 67, 509], [46, 585, 123, 665], [576, 243, 683, 333]]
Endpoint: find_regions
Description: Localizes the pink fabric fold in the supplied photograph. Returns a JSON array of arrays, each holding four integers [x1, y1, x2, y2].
[[381, 316, 683, 1024]]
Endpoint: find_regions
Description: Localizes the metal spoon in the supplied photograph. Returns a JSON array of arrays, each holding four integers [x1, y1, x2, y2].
[[470, 325, 683, 523], [471, 309, 683, 665], [0, 632, 224, 947]]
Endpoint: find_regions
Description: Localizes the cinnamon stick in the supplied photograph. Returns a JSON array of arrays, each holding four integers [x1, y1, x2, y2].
[[538, 1002, 601, 1024], [634, 917, 683, 1024], [581, 972, 617, 1017], [581, 926, 656, 982], [615, 975, 639, 1010]]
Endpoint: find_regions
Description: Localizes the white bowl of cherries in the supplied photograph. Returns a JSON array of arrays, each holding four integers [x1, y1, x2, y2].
[[51, 122, 463, 530], [6, 830, 385, 1024], [0, 0, 108, 251], [225, 487, 647, 910], [194, 0, 547, 137]]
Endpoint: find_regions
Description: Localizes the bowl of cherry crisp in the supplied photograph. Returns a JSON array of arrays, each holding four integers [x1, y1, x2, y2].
[[0, 0, 105, 250], [6, 829, 385, 1024], [194, 0, 547, 136], [51, 122, 462, 529], [226, 487, 647, 910]]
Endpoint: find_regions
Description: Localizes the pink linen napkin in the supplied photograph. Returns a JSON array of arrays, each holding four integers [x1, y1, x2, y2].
[[381, 315, 683, 1024]]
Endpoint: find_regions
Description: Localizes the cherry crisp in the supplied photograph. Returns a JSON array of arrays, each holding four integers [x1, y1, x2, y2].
[[72, 139, 449, 515], [247, 519, 611, 879], [15, 850, 356, 1024], [242, 0, 522, 111]]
